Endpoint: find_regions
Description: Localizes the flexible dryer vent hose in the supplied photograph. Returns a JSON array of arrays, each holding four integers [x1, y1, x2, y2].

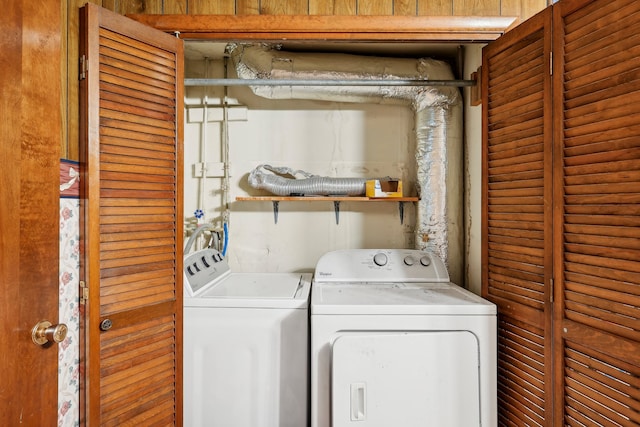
[[248, 164, 372, 196]]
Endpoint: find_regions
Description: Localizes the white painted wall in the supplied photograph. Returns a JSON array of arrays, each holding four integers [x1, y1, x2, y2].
[[463, 44, 484, 295], [185, 58, 415, 274], [184, 44, 484, 292]]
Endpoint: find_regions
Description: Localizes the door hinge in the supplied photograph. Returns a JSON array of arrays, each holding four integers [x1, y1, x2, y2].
[[550, 278, 554, 303], [549, 51, 553, 76], [79, 55, 87, 80], [80, 280, 89, 305]]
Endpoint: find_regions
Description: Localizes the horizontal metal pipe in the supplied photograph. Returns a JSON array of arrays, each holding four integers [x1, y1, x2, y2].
[[184, 78, 475, 87]]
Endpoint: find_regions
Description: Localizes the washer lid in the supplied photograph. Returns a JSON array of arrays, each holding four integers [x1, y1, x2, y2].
[[311, 282, 496, 315], [185, 273, 312, 309]]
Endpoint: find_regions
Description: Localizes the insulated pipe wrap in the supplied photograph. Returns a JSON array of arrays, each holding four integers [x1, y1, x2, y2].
[[229, 44, 463, 284]]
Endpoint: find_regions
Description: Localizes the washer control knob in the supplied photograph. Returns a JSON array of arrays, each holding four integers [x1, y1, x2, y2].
[[373, 253, 388, 266], [404, 256, 415, 266], [420, 256, 431, 267]]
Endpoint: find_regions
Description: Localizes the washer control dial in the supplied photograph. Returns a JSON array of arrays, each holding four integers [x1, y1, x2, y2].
[[420, 255, 431, 267], [373, 252, 388, 266], [403, 256, 415, 266]]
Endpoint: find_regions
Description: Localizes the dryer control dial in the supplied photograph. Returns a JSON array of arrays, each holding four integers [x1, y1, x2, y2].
[[403, 256, 415, 266], [373, 252, 388, 266], [420, 255, 431, 267]]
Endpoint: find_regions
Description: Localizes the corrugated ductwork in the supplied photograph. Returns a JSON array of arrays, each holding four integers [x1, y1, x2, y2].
[[229, 44, 463, 284], [248, 164, 371, 196]]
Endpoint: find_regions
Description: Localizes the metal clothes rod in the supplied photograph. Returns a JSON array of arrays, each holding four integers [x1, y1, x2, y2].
[[184, 78, 475, 87]]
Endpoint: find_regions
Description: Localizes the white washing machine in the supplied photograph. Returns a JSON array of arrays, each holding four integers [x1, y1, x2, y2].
[[183, 248, 312, 427], [311, 249, 497, 427]]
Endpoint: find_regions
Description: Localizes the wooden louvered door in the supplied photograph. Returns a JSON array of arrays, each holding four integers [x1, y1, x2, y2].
[[482, 8, 554, 426], [553, 0, 640, 425], [79, 4, 184, 426]]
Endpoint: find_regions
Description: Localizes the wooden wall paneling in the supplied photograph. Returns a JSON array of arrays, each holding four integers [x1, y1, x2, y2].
[[100, 0, 163, 14], [482, 7, 553, 426], [101, 0, 116, 12], [393, 0, 417, 16], [117, 0, 164, 14], [260, 0, 309, 15], [164, 0, 187, 14], [92, 0, 548, 21], [236, 0, 261, 15], [357, 0, 394, 15], [417, 0, 452, 15], [309, 0, 357, 15], [188, 0, 236, 14], [501, 0, 548, 22], [455, 0, 500, 16], [553, 0, 640, 425]]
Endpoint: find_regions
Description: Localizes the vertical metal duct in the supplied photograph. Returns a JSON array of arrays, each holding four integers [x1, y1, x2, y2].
[[228, 44, 463, 284]]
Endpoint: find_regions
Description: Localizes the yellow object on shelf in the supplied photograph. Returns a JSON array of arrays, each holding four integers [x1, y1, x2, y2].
[[365, 179, 403, 198]]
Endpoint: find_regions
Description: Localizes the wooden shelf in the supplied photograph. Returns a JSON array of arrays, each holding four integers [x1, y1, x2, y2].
[[235, 195, 419, 224], [236, 196, 419, 202]]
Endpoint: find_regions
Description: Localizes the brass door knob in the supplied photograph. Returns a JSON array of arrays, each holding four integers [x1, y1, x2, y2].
[[31, 320, 68, 346]]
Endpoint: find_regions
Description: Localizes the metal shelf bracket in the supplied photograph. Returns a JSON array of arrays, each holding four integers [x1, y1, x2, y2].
[[272, 201, 279, 224]]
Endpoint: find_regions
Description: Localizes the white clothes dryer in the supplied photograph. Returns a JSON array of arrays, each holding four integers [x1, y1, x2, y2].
[[310, 249, 497, 427], [183, 248, 311, 427]]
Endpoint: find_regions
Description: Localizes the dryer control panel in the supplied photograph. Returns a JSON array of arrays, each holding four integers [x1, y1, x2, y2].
[[314, 249, 450, 283]]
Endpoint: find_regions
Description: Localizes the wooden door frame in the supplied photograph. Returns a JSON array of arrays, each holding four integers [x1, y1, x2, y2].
[[128, 14, 517, 43]]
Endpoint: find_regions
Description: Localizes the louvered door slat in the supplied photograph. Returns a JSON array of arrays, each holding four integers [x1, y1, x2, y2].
[[497, 381, 545, 421], [102, 278, 175, 298], [566, 271, 640, 296], [100, 28, 176, 65], [489, 250, 541, 266], [566, 346, 640, 395], [566, 232, 640, 250], [566, 251, 640, 273], [101, 107, 175, 130], [483, 9, 553, 425], [101, 230, 174, 242], [102, 281, 174, 301], [101, 142, 177, 159], [565, 3, 640, 47], [101, 117, 176, 137], [554, 0, 640, 425], [100, 81, 176, 112], [101, 72, 175, 99], [100, 46, 177, 85], [564, 146, 640, 166], [566, 203, 640, 217], [496, 316, 546, 427], [565, 171, 640, 187], [102, 127, 175, 145], [100, 129, 176, 148], [101, 95, 175, 120], [80, 4, 183, 425]]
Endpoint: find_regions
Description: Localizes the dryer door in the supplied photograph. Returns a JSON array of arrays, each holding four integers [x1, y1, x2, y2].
[[332, 331, 481, 427]]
